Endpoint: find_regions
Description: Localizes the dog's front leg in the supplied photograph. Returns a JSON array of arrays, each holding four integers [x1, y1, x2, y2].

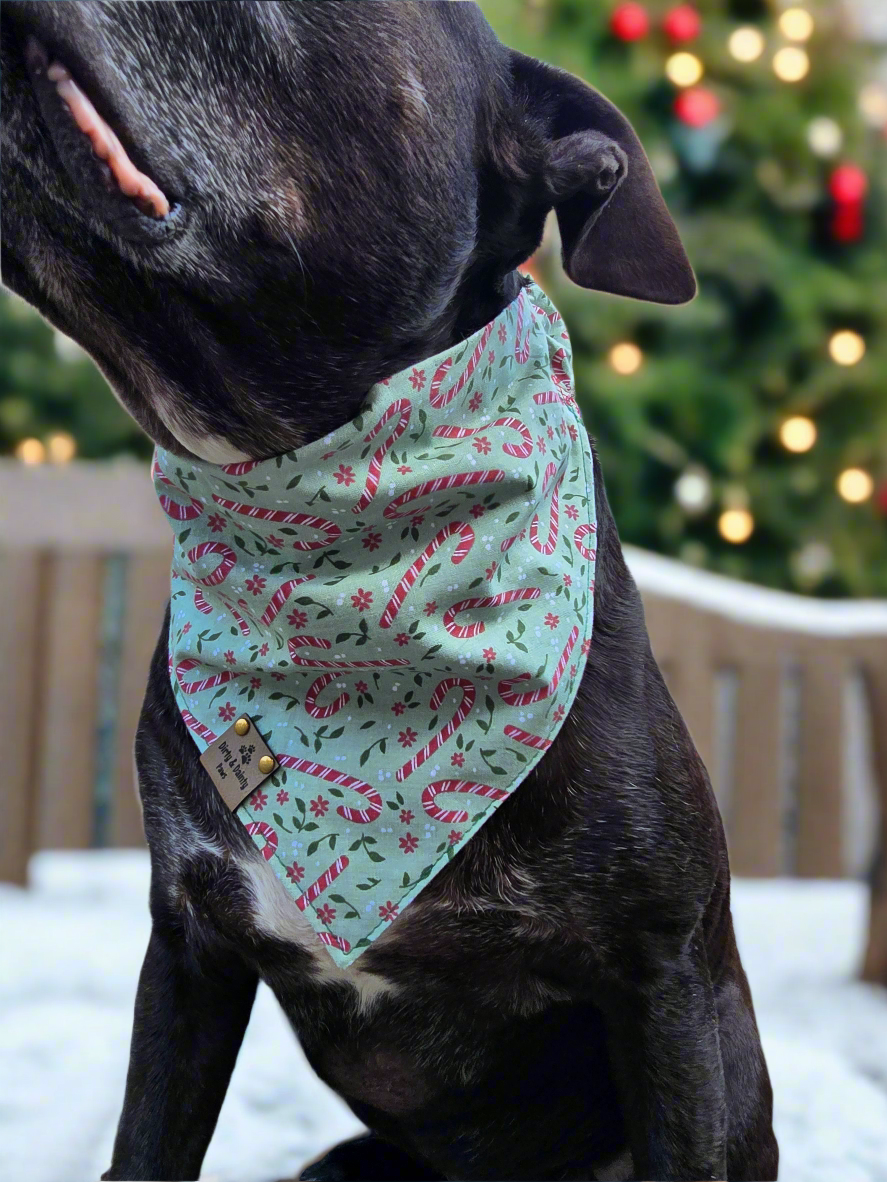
[[103, 922, 258, 1182], [598, 933, 727, 1182]]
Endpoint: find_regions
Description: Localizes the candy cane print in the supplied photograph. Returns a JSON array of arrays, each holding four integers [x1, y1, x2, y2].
[[259, 574, 317, 627], [187, 541, 237, 587], [429, 322, 493, 409], [317, 931, 352, 954], [551, 347, 572, 394], [397, 678, 476, 782], [421, 780, 508, 825], [180, 708, 217, 745], [529, 463, 562, 556], [514, 289, 531, 363], [442, 587, 541, 639], [219, 459, 260, 475], [175, 657, 239, 695], [276, 754, 382, 823], [211, 495, 341, 551], [432, 416, 534, 459], [574, 522, 597, 561], [533, 389, 571, 407], [152, 459, 205, 521], [295, 855, 350, 911], [218, 596, 251, 637], [503, 725, 552, 752], [245, 820, 278, 861], [304, 673, 349, 720], [352, 398, 412, 514], [384, 469, 504, 521], [498, 626, 579, 707], [194, 588, 213, 615], [288, 635, 410, 670], [378, 521, 475, 629]]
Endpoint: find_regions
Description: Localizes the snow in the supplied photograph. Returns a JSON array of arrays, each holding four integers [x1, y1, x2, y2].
[[2, 853, 887, 1182]]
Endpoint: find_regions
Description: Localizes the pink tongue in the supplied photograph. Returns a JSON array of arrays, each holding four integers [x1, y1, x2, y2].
[[47, 60, 170, 218]]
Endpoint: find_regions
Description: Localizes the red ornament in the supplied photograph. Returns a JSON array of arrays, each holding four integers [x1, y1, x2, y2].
[[674, 87, 720, 128], [829, 164, 868, 204], [663, 5, 701, 42], [610, 2, 650, 41], [831, 203, 864, 243]]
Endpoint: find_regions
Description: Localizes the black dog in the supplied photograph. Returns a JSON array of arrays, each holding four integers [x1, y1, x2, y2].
[[1, 3, 777, 1179]]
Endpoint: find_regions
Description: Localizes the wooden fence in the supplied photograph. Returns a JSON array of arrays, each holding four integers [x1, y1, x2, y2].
[[2, 460, 886, 980]]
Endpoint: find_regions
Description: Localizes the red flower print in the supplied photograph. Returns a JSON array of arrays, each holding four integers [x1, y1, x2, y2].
[[423, 601, 437, 617], [333, 464, 355, 487], [552, 705, 565, 723], [451, 751, 465, 768], [316, 904, 336, 926], [322, 451, 336, 461], [482, 647, 496, 662], [182, 622, 191, 634], [362, 531, 382, 552], [472, 436, 492, 455], [544, 612, 560, 630], [570, 665, 577, 678], [287, 609, 308, 629], [392, 701, 406, 716], [246, 575, 267, 596], [351, 588, 373, 612], [259, 643, 269, 656], [250, 676, 261, 689], [379, 901, 399, 922], [568, 424, 578, 441], [399, 832, 419, 854], [271, 671, 286, 681], [448, 830, 463, 846], [268, 534, 284, 548], [276, 789, 289, 804], [563, 574, 572, 587], [224, 650, 236, 665], [485, 562, 497, 580], [498, 323, 508, 344], [219, 702, 236, 722], [488, 349, 496, 364], [469, 391, 483, 412], [286, 861, 304, 884], [398, 727, 418, 748], [547, 426, 554, 440], [397, 464, 413, 475], [518, 529, 527, 541], [581, 638, 592, 656], [309, 795, 329, 817], [536, 435, 547, 455], [251, 789, 268, 811], [469, 503, 485, 520], [400, 808, 414, 824], [394, 633, 410, 648], [355, 680, 368, 694], [565, 504, 579, 521], [409, 367, 426, 391], [208, 513, 226, 533]]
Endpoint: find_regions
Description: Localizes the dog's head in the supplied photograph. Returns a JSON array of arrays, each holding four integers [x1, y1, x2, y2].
[[1, 0, 695, 461]]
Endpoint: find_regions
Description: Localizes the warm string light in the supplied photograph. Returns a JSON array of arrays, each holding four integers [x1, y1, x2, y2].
[[666, 51, 703, 87], [772, 46, 809, 82], [729, 27, 764, 63], [608, 342, 643, 374], [16, 437, 46, 465], [718, 508, 754, 543], [47, 431, 77, 463], [828, 330, 865, 366], [837, 468, 873, 503], [778, 7, 814, 42], [780, 416, 817, 453], [806, 116, 842, 157], [858, 83, 887, 128]]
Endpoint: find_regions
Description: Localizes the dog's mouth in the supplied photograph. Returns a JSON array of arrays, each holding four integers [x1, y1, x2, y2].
[[22, 34, 183, 241]]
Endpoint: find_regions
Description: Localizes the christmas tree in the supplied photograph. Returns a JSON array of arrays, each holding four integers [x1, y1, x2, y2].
[[482, 0, 887, 597]]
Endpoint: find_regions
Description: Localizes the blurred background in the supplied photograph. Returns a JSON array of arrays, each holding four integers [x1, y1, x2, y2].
[[2, 2, 887, 1180]]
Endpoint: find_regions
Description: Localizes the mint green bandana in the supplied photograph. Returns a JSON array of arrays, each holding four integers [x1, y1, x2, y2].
[[154, 281, 596, 967]]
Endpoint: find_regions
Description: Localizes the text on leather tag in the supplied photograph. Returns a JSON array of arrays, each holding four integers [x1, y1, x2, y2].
[[199, 714, 277, 811]]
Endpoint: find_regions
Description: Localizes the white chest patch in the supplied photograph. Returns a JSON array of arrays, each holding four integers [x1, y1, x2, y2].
[[240, 853, 399, 1009]]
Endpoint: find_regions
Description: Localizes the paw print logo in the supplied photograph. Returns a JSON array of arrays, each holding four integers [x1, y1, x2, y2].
[[239, 743, 256, 765]]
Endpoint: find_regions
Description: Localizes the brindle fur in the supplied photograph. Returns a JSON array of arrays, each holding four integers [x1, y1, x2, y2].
[[1, 3, 777, 1179]]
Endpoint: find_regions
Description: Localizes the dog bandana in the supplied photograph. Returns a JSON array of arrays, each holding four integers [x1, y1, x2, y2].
[[155, 281, 596, 967]]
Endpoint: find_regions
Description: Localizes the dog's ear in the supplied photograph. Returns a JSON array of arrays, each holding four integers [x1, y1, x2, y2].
[[511, 52, 696, 305]]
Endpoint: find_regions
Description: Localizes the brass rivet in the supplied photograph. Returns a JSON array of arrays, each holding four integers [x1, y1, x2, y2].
[[234, 717, 250, 736], [258, 755, 275, 774]]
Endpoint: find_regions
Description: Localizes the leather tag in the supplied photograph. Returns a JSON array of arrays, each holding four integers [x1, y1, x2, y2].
[[199, 715, 278, 811]]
